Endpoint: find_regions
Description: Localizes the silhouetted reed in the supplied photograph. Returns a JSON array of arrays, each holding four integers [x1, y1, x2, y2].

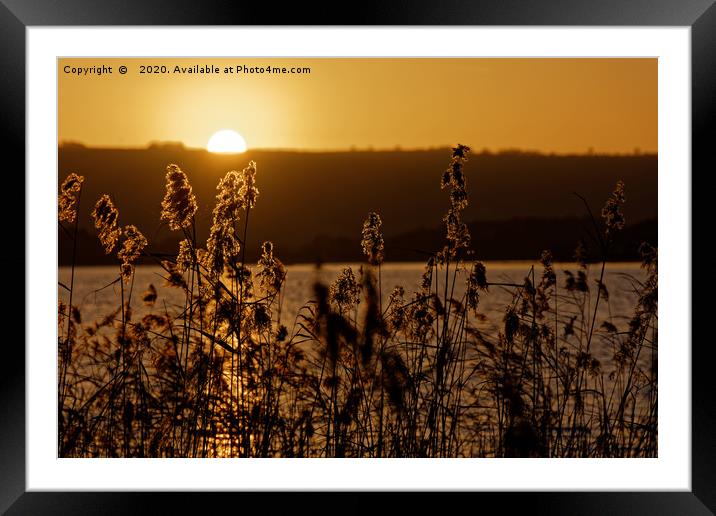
[[57, 146, 657, 458]]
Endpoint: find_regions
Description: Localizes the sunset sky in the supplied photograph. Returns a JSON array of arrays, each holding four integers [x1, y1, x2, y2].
[[58, 58, 657, 154]]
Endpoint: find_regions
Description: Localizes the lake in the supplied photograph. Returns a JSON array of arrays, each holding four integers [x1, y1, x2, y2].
[[59, 261, 648, 365]]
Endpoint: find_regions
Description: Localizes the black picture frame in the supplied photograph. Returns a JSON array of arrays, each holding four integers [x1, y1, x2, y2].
[[2, 1, 711, 514]]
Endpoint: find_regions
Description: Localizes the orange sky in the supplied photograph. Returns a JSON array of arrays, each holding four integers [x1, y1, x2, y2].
[[58, 58, 657, 154]]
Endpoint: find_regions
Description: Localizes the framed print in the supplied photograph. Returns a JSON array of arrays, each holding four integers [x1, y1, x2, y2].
[[3, 0, 713, 513]]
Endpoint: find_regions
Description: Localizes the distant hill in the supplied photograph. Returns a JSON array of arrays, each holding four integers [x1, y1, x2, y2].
[[58, 147, 657, 264]]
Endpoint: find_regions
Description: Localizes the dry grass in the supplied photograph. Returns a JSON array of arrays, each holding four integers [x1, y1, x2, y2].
[[57, 145, 657, 458]]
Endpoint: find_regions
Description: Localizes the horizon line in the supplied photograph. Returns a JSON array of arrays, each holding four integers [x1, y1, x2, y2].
[[58, 141, 659, 157]]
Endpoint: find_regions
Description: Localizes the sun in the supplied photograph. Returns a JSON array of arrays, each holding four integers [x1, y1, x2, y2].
[[207, 129, 247, 153]]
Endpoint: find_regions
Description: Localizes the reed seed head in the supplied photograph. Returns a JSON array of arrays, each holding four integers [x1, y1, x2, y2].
[[142, 284, 158, 306], [601, 180, 626, 235], [204, 169, 245, 275], [361, 212, 384, 266], [539, 250, 556, 289], [388, 286, 406, 330], [239, 161, 259, 209], [329, 267, 360, 310], [440, 145, 472, 257], [466, 261, 488, 311], [91, 194, 121, 254], [257, 240, 286, 295], [118, 224, 147, 282], [176, 239, 193, 272], [58, 173, 84, 223], [160, 164, 198, 231]]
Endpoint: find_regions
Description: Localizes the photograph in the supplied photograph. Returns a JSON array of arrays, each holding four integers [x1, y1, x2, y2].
[[57, 57, 658, 459]]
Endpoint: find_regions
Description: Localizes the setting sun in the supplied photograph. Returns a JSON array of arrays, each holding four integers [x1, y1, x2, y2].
[[57, 57, 660, 462], [207, 129, 247, 153]]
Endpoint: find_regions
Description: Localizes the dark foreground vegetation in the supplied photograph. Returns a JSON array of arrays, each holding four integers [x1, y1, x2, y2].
[[58, 146, 657, 457]]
